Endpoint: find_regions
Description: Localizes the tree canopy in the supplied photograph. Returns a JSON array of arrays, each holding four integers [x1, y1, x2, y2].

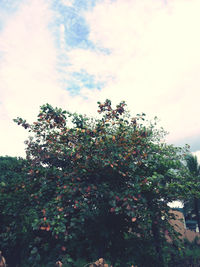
[[10, 99, 192, 266]]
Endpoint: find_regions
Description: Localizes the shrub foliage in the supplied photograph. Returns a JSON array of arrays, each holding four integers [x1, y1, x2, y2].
[[0, 99, 198, 266]]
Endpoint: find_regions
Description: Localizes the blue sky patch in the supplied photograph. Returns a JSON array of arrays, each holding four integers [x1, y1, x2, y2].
[[64, 16, 90, 47], [50, 0, 107, 95], [51, 0, 92, 49], [0, 0, 23, 13], [73, 0, 100, 11], [67, 71, 104, 95], [0, 0, 24, 32]]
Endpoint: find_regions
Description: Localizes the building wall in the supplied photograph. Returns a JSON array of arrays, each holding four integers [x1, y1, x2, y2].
[[169, 210, 200, 243]]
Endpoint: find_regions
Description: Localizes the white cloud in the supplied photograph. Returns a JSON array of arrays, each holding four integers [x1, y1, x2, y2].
[[0, 0, 60, 117], [0, 0, 102, 157], [60, 0, 74, 7], [67, 0, 200, 144], [1, 0, 200, 157], [0, 0, 68, 157]]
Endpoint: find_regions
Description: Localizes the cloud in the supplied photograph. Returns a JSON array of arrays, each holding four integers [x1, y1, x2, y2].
[[0, 0, 67, 156], [67, 0, 200, 144], [0, 0, 60, 116], [0, 0, 100, 157], [1, 0, 200, 157], [60, 0, 74, 7]]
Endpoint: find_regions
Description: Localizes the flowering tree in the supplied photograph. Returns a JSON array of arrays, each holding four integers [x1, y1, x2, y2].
[[14, 100, 188, 266]]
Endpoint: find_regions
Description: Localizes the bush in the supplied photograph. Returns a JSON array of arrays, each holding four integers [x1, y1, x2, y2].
[[0, 100, 191, 266]]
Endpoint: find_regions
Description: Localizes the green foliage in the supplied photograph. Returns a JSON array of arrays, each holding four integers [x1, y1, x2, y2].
[[184, 153, 200, 231], [185, 154, 200, 176], [166, 237, 200, 267], [1, 99, 196, 266], [0, 156, 31, 266], [11, 100, 192, 266]]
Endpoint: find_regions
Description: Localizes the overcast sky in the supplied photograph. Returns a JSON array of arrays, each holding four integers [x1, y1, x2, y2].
[[0, 0, 200, 160]]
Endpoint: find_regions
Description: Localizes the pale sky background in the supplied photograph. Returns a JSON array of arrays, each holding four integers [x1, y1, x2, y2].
[[0, 0, 200, 162]]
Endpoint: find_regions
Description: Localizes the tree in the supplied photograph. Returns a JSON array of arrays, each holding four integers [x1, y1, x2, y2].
[[14, 100, 188, 266], [0, 156, 31, 266], [184, 154, 200, 231]]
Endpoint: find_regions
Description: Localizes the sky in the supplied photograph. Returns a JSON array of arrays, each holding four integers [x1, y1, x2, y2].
[[0, 0, 200, 161]]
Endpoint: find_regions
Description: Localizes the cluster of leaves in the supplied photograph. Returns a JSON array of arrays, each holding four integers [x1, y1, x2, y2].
[[183, 154, 200, 232], [0, 99, 196, 266], [166, 237, 200, 267], [0, 157, 32, 266]]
